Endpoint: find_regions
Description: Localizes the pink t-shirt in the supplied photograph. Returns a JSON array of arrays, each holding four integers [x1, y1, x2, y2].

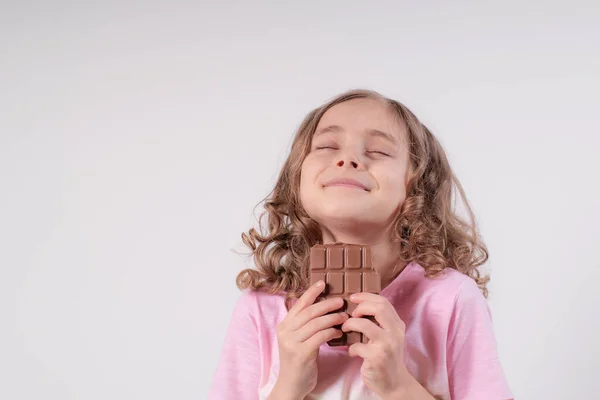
[[208, 261, 513, 400]]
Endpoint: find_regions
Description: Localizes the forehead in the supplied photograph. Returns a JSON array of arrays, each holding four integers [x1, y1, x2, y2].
[[316, 98, 406, 142]]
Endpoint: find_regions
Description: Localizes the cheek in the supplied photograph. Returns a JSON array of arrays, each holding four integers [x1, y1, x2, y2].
[[299, 157, 328, 211], [299, 160, 317, 199], [300, 157, 321, 185], [378, 168, 408, 201], [299, 161, 310, 188]]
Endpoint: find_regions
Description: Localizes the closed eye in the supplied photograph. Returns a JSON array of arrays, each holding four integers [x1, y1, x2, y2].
[[316, 146, 338, 150], [367, 150, 391, 157]]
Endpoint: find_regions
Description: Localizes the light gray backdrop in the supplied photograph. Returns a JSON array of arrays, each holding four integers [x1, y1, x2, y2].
[[1, 1, 599, 399]]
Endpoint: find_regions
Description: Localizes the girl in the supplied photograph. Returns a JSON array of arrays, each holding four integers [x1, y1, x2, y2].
[[208, 89, 513, 400]]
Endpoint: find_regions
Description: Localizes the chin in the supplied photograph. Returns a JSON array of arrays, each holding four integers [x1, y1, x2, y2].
[[310, 202, 383, 226]]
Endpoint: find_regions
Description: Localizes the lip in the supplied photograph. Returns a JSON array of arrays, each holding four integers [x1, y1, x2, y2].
[[323, 177, 370, 191]]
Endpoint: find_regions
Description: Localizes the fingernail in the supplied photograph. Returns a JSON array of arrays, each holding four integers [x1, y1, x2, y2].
[[349, 294, 356, 301], [315, 280, 324, 287]]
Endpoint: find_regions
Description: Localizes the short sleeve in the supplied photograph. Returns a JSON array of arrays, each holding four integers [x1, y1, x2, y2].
[[446, 280, 514, 400], [207, 291, 261, 400]]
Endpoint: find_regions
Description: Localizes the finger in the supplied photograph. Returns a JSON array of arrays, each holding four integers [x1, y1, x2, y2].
[[289, 297, 345, 330], [341, 317, 383, 341], [348, 292, 387, 304], [288, 280, 326, 316], [348, 342, 371, 358], [350, 301, 401, 330], [305, 327, 343, 350], [295, 312, 349, 342]]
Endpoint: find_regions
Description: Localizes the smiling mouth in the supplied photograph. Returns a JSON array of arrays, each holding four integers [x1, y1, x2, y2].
[[324, 183, 370, 191], [323, 177, 371, 191]]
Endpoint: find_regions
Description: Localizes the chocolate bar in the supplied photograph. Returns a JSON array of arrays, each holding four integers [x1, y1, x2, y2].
[[309, 243, 381, 346]]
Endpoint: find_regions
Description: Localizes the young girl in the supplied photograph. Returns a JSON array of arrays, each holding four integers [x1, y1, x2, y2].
[[208, 89, 513, 400]]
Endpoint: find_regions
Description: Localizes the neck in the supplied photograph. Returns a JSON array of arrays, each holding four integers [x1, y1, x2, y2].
[[320, 225, 408, 289]]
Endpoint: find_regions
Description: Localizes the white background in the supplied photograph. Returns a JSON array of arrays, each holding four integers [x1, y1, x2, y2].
[[1, 1, 599, 399]]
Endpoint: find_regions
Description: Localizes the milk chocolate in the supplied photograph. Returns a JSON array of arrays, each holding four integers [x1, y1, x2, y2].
[[309, 243, 381, 346]]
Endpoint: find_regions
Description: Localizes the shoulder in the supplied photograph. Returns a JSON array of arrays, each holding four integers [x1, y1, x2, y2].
[[411, 263, 493, 330], [394, 262, 489, 321], [409, 261, 485, 303], [231, 289, 288, 321], [397, 263, 497, 345], [403, 262, 485, 302]]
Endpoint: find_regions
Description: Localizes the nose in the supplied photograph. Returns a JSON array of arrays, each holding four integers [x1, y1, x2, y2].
[[336, 158, 360, 169]]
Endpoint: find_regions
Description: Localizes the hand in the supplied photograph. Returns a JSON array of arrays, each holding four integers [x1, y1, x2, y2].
[[270, 280, 349, 400], [341, 292, 412, 399]]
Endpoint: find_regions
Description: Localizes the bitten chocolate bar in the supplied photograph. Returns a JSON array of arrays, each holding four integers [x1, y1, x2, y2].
[[309, 243, 381, 346]]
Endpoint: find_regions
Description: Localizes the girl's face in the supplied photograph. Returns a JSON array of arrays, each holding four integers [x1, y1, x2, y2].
[[300, 98, 411, 233]]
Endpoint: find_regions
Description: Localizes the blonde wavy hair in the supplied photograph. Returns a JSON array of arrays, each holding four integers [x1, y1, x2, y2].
[[236, 89, 490, 305]]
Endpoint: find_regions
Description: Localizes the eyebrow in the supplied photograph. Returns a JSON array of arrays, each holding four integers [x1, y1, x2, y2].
[[314, 124, 398, 145]]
